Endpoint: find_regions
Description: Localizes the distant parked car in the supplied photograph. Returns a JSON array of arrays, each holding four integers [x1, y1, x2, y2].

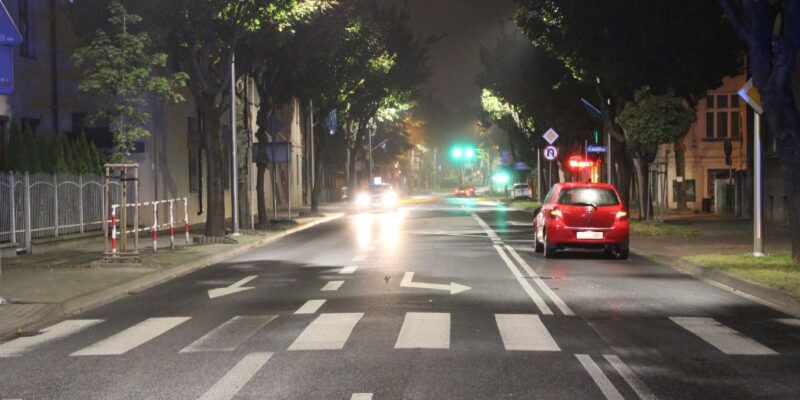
[[453, 186, 476, 197], [511, 183, 532, 200], [533, 182, 629, 259]]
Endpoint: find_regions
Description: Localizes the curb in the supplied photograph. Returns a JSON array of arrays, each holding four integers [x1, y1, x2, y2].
[[0, 213, 344, 338], [631, 247, 800, 319]]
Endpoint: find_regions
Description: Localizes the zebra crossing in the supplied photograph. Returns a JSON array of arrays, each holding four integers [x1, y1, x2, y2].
[[0, 312, 792, 359]]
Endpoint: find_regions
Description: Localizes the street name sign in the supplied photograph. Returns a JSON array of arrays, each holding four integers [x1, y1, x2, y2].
[[543, 128, 559, 145], [543, 145, 558, 161], [587, 145, 608, 153], [738, 78, 763, 114]]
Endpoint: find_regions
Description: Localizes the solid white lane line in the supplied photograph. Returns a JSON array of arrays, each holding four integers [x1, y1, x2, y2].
[[351, 394, 373, 400], [0, 319, 104, 358], [320, 280, 345, 291], [776, 318, 800, 328], [575, 354, 624, 400], [471, 213, 501, 242], [180, 316, 276, 353], [71, 317, 190, 356], [339, 266, 359, 274], [197, 352, 273, 400], [294, 299, 327, 315], [604, 355, 658, 400], [495, 314, 560, 351], [494, 244, 553, 315], [288, 313, 363, 350], [505, 245, 575, 316], [352, 255, 367, 262], [670, 317, 777, 355], [394, 312, 450, 349]]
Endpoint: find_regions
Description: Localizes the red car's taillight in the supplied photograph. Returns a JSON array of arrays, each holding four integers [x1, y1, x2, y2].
[[549, 208, 563, 220], [615, 210, 629, 221]]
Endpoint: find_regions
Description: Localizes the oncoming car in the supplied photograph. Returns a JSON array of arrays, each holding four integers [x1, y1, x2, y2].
[[355, 184, 399, 212], [453, 186, 476, 197], [533, 182, 629, 259]]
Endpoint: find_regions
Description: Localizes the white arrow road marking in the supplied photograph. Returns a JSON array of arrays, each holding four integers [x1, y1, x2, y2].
[[399, 272, 471, 295], [208, 276, 257, 299]]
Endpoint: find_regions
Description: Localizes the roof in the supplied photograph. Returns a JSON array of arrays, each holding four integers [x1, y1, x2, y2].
[[554, 182, 618, 190]]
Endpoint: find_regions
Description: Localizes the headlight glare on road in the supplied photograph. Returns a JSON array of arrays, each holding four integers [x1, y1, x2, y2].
[[382, 192, 398, 206], [356, 193, 370, 207]]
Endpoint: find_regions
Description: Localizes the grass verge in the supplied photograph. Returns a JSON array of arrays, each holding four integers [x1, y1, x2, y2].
[[630, 220, 701, 237], [504, 200, 541, 210], [685, 253, 800, 299]]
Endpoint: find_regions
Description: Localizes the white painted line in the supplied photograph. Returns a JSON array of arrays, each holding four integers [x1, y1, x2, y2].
[[776, 318, 800, 328], [575, 354, 624, 400], [505, 245, 575, 316], [198, 352, 273, 400], [71, 317, 190, 356], [495, 314, 560, 351], [352, 255, 367, 262], [180, 316, 276, 353], [340, 266, 359, 274], [471, 213, 501, 242], [351, 394, 373, 400], [208, 275, 257, 299], [294, 299, 327, 315], [0, 319, 104, 358], [320, 280, 345, 291], [604, 354, 659, 400], [288, 313, 363, 350], [493, 244, 553, 315], [400, 272, 471, 295], [394, 312, 450, 349], [670, 317, 777, 355]]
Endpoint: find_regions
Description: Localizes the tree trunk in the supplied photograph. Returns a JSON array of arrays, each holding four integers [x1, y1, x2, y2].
[[202, 113, 226, 237], [674, 139, 688, 210], [632, 156, 650, 220], [778, 139, 800, 263], [615, 141, 634, 209]]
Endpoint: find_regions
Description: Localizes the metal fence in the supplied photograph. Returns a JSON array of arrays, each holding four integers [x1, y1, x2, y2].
[[0, 172, 121, 251]]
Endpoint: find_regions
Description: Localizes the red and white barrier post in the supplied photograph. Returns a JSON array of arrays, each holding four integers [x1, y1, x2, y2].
[[111, 205, 119, 254], [169, 200, 175, 249], [183, 197, 190, 243], [152, 202, 158, 253]]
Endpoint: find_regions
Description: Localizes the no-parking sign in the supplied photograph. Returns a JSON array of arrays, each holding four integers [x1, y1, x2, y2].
[[543, 145, 558, 161]]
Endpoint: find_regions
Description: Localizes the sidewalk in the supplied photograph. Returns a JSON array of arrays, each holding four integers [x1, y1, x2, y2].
[[631, 214, 799, 316], [0, 211, 344, 338]]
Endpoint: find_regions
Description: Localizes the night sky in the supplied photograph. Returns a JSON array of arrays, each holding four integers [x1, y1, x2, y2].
[[386, 0, 518, 112]]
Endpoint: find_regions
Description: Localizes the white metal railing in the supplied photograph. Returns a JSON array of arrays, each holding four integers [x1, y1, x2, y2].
[[0, 172, 121, 252], [109, 198, 189, 254]]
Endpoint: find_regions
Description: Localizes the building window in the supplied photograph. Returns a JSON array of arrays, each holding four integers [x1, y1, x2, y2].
[[706, 93, 741, 139], [18, 0, 37, 59]]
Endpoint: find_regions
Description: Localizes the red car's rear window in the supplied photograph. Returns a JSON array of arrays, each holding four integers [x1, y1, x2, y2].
[[557, 188, 620, 207]]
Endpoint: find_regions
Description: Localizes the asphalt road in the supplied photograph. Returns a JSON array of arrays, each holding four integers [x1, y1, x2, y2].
[[1, 197, 798, 399]]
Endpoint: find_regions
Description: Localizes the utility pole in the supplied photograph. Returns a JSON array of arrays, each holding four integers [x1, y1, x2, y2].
[[753, 112, 764, 256], [309, 100, 315, 205], [230, 51, 240, 235], [368, 120, 374, 182]]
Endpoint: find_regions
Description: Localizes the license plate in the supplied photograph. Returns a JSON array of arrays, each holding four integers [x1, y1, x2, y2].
[[577, 231, 603, 240]]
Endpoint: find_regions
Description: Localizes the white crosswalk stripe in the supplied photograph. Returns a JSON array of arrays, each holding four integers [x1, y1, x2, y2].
[[495, 314, 559, 351], [351, 394, 373, 400], [294, 299, 327, 315], [71, 317, 190, 356], [776, 318, 800, 328], [0, 319, 104, 358], [339, 266, 359, 274], [395, 312, 450, 349], [321, 280, 345, 291], [670, 317, 777, 355], [198, 352, 273, 400], [181, 316, 276, 353], [288, 313, 363, 350]]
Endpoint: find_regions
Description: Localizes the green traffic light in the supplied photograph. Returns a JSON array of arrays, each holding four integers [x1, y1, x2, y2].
[[451, 148, 463, 159], [465, 148, 475, 159], [493, 172, 509, 184]]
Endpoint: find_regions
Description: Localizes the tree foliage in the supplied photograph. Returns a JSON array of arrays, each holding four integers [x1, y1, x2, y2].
[[72, 1, 187, 162], [618, 88, 696, 147]]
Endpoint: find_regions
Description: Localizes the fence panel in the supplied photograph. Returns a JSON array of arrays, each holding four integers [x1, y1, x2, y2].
[[0, 172, 121, 247]]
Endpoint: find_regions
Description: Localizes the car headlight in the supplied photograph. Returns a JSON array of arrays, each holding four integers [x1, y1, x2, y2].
[[356, 193, 370, 207], [382, 192, 398, 206]]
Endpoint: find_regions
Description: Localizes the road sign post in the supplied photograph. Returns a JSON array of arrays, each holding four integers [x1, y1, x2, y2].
[[739, 78, 765, 257]]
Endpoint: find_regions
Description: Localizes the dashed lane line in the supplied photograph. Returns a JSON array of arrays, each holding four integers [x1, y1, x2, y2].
[[320, 280, 345, 292], [493, 244, 553, 315], [604, 354, 659, 400], [294, 300, 327, 315], [197, 352, 273, 400], [575, 354, 625, 400], [504, 245, 574, 316]]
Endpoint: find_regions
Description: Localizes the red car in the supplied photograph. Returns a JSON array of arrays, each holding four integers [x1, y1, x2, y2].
[[453, 186, 476, 197], [533, 182, 629, 259]]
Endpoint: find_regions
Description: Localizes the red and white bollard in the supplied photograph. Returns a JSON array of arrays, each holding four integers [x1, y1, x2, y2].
[[183, 197, 190, 244], [169, 200, 175, 249], [152, 202, 158, 253], [111, 205, 118, 254]]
